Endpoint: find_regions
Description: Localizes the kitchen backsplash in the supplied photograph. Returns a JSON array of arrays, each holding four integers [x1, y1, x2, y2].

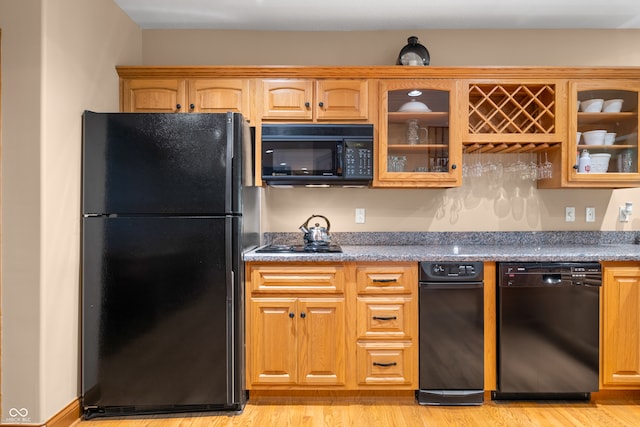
[[264, 231, 640, 246]]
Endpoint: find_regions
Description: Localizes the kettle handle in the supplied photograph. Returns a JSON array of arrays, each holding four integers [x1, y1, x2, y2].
[[302, 214, 331, 232]]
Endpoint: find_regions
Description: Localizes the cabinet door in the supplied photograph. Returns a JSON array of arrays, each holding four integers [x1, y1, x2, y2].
[[568, 81, 640, 187], [188, 79, 251, 115], [261, 79, 314, 120], [249, 298, 298, 385], [315, 80, 368, 121], [602, 266, 640, 387], [121, 79, 186, 113], [297, 298, 346, 385], [376, 79, 461, 187]]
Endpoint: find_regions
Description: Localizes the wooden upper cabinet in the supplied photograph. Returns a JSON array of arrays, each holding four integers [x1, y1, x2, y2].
[[188, 79, 251, 114], [122, 79, 186, 113], [376, 79, 461, 188], [121, 77, 252, 118], [261, 79, 314, 120], [261, 79, 369, 121], [316, 80, 369, 120], [564, 80, 640, 188]]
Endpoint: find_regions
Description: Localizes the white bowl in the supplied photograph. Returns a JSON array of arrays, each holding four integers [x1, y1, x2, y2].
[[604, 132, 616, 145], [582, 129, 606, 145], [398, 99, 431, 112], [603, 99, 624, 113], [580, 98, 604, 112], [577, 131, 582, 143], [590, 153, 611, 173]]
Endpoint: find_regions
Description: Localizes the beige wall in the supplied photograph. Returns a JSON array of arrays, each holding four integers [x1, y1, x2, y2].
[[0, 1, 43, 423], [141, 29, 640, 233], [141, 29, 640, 67], [1, 0, 141, 423]]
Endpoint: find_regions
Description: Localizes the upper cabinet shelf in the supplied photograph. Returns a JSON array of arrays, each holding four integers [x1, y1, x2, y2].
[[388, 112, 449, 127]]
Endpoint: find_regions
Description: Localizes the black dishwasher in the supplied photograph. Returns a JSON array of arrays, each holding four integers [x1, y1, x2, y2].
[[494, 262, 601, 400], [417, 261, 484, 405]]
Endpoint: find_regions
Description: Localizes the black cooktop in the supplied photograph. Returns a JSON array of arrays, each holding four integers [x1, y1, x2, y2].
[[256, 244, 343, 253]]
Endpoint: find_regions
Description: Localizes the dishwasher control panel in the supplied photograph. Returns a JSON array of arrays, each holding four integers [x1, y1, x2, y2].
[[419, 261, 484, 282], [499, 262, 602, 287]]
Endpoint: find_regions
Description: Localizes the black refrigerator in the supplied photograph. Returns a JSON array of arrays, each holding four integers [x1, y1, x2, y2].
[[81, 111, 259, 418]]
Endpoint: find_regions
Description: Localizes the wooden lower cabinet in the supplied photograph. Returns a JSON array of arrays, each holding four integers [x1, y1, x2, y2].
[[355, 263, 418, 389], [246, 261, 418, 391], [249, 297, 345, 386], [601, 263, 640, 389], [246, 263, 350, 389]]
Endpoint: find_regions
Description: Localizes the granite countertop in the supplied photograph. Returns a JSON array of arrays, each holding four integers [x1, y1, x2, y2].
[[243, 243, 640, 262], [243, 231, 640, 262]]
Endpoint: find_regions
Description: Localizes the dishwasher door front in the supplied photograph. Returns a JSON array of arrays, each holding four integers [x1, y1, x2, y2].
[[418, 281, 484, 405], [496, 268, 600, 399]]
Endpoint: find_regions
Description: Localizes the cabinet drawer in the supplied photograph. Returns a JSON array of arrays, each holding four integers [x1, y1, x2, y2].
[[356, 297, 415, 340], [356, 342, 415, 386], [356, 264, 416, 294], [250, 264, 345, 293]]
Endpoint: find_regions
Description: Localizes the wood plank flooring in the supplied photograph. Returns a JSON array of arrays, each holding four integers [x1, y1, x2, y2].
[[74, 398, 640, 427]]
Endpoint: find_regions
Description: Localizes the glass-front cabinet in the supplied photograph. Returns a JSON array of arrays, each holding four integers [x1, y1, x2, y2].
[[376, 80, 460, 187], [569, 81, 640, 187]]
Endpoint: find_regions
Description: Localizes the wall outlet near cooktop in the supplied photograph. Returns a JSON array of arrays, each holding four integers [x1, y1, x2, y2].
[[586, 207, 596, 222], [565, 207, 576, 222]]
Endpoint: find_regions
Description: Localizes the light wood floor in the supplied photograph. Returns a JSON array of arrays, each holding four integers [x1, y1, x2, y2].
[[74, 398, 640, 427]]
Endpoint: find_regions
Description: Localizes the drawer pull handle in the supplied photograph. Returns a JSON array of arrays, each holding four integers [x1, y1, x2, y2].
[[372, 316, 397, 321], [372, 279, 397, 283], [373, 362, 397, 367]]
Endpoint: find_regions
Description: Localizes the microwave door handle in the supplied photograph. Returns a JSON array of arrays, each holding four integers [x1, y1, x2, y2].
[[337, 143, 344, 176]]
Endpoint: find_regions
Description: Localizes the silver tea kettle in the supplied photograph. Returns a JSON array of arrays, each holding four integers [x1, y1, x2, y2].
[[299, 214, 331, 245]]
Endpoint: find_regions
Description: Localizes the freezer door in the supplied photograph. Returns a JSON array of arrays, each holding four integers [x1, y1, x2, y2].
[[82, 216, 243, 412], [82, 112, 243, 215]]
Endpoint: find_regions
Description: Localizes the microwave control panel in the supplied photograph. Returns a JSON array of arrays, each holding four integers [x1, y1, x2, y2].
[[344, 140, 373, 178]]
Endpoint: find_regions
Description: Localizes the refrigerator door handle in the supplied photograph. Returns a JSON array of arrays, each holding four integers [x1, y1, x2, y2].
[[225, 216, 235, 405], [226, 113, 234, 214]]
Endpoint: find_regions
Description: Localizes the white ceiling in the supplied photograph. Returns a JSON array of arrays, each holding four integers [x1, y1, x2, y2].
[[113, 0, 640, 31]]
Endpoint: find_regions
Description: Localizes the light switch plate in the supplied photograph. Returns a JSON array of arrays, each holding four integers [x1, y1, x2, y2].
[[565, 207, 576, 222], [586, 207, 596, 222]]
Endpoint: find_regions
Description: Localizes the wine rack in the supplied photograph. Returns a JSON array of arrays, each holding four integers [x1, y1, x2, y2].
[[468, 84, 556, 135]]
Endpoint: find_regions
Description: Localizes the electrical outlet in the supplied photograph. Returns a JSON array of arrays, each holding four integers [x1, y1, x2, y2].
[[565, 207, 576, 222], [355, 208, 366, 224], [586, 207, 596, 222]]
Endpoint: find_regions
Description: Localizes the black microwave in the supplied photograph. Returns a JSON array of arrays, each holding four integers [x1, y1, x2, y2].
[[261, 124, 374, 186]]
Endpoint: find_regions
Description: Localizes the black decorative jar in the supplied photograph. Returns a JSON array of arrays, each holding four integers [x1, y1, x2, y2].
[[396, 36, 430, 66]]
